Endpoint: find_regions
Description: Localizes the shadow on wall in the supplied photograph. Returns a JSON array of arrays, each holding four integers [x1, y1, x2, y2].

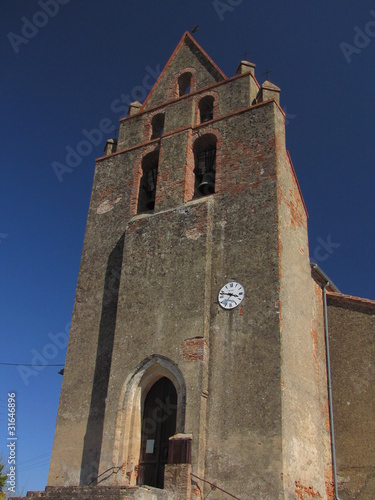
[[80, 234, 125, 485]]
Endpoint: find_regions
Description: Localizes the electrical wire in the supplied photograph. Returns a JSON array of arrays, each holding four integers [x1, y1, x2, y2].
[[17, 452, 51, 473], [17, 453, 50, 467]]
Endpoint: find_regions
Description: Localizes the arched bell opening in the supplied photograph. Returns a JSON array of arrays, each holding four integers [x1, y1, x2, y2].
[[137, 151, 159, 213], [199, 96, 215, 123], [193, 133, 217, 198], [178, 72, 192, 96], [151, 113, 165, 140]]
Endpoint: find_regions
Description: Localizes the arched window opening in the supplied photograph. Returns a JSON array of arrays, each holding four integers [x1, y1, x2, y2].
[[193, 134, 217, 198], [151, 113, 165, 140], [139, 377, 177, 489], [137, 151, 159, 213], [199, 96, 214, 123], [178, 72, 192, 96]]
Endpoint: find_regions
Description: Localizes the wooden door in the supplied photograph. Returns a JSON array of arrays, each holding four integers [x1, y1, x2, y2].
[[138, 377, 177, 488]]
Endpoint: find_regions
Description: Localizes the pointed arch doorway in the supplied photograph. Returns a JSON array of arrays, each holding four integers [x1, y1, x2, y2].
[[114, 356, 186, 487], [139, 377, 177, 488]]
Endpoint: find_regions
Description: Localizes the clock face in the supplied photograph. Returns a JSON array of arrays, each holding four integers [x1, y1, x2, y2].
[[218, 281, 245, 310]]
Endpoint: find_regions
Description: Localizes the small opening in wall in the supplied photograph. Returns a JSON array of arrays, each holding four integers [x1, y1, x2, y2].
[[193, 134, 217, 198], [137, 151, 159, 213], [151, 113, 165, 140], [199, 96, 214, 123], [178, 72, 192, 96]]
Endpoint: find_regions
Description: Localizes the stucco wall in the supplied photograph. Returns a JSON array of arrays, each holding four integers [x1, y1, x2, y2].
[[328, 295, 375, 499]]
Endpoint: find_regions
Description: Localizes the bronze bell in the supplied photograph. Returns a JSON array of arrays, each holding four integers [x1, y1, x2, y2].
[[198, 172, 215, 195]]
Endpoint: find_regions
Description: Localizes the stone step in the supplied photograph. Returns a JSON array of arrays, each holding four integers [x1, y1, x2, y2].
[[12, 485, 172, 500]]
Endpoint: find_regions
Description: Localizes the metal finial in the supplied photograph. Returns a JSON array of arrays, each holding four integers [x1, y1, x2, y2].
[[263, 68, 272, 80]]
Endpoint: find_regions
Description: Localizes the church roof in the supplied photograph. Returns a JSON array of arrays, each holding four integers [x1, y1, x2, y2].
[[327, 291, 375, 309], [311, 263, 375, 307]]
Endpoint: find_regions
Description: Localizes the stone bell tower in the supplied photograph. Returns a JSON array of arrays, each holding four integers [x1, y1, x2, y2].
[[46, 33, 333, 499]]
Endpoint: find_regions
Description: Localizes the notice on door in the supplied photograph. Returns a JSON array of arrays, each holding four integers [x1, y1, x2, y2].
[[146, 439, 155, 454]]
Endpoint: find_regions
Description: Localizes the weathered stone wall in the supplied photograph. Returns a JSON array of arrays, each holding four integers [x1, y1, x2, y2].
[[99, 199, 212, 479], [48, 33, 333, 499], [202, 102, 283, 499], [164, 464, 192, 499], [118, 113, 145, 151], [117, 72, 258, 153], [328, 295, 375, 499], [48, 151, 134, 486], [144, 34, 224, 109]]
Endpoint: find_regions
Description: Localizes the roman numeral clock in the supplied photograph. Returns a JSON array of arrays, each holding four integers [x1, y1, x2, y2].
[[218, 281, 245, 309]]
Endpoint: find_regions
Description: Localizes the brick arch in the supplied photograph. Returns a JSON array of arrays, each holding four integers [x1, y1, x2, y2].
[[185, 127, 224, 200], [111, 355, 186, 486], [143, 108, 166, 142], [130, 144, 160, 215], [191, 126, 223, 156], [168, 67, 197, 100], [195, 90, 219, 125]]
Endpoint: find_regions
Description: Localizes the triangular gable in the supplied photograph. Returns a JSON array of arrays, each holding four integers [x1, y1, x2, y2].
[[142, 32, 226, 110]]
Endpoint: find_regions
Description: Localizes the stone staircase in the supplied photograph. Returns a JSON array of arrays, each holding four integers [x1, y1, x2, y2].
[[13, 485, 172, 500]]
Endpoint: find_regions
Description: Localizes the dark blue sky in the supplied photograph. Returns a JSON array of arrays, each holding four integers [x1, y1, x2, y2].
[[1, 0, 374, 493]]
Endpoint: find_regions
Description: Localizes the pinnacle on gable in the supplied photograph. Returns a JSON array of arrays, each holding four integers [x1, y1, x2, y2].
[[128, 101, 142, 116], [258, 79, 281, 104], [261, 79, 281, 91], [236, 60, 256, 76]]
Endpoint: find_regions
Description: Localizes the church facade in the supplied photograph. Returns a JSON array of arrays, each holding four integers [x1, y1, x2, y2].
[[21, 33, 374, 499]]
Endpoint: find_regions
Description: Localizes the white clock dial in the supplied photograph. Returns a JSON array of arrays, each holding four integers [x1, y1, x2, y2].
[[218, 281, 245, 310]]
